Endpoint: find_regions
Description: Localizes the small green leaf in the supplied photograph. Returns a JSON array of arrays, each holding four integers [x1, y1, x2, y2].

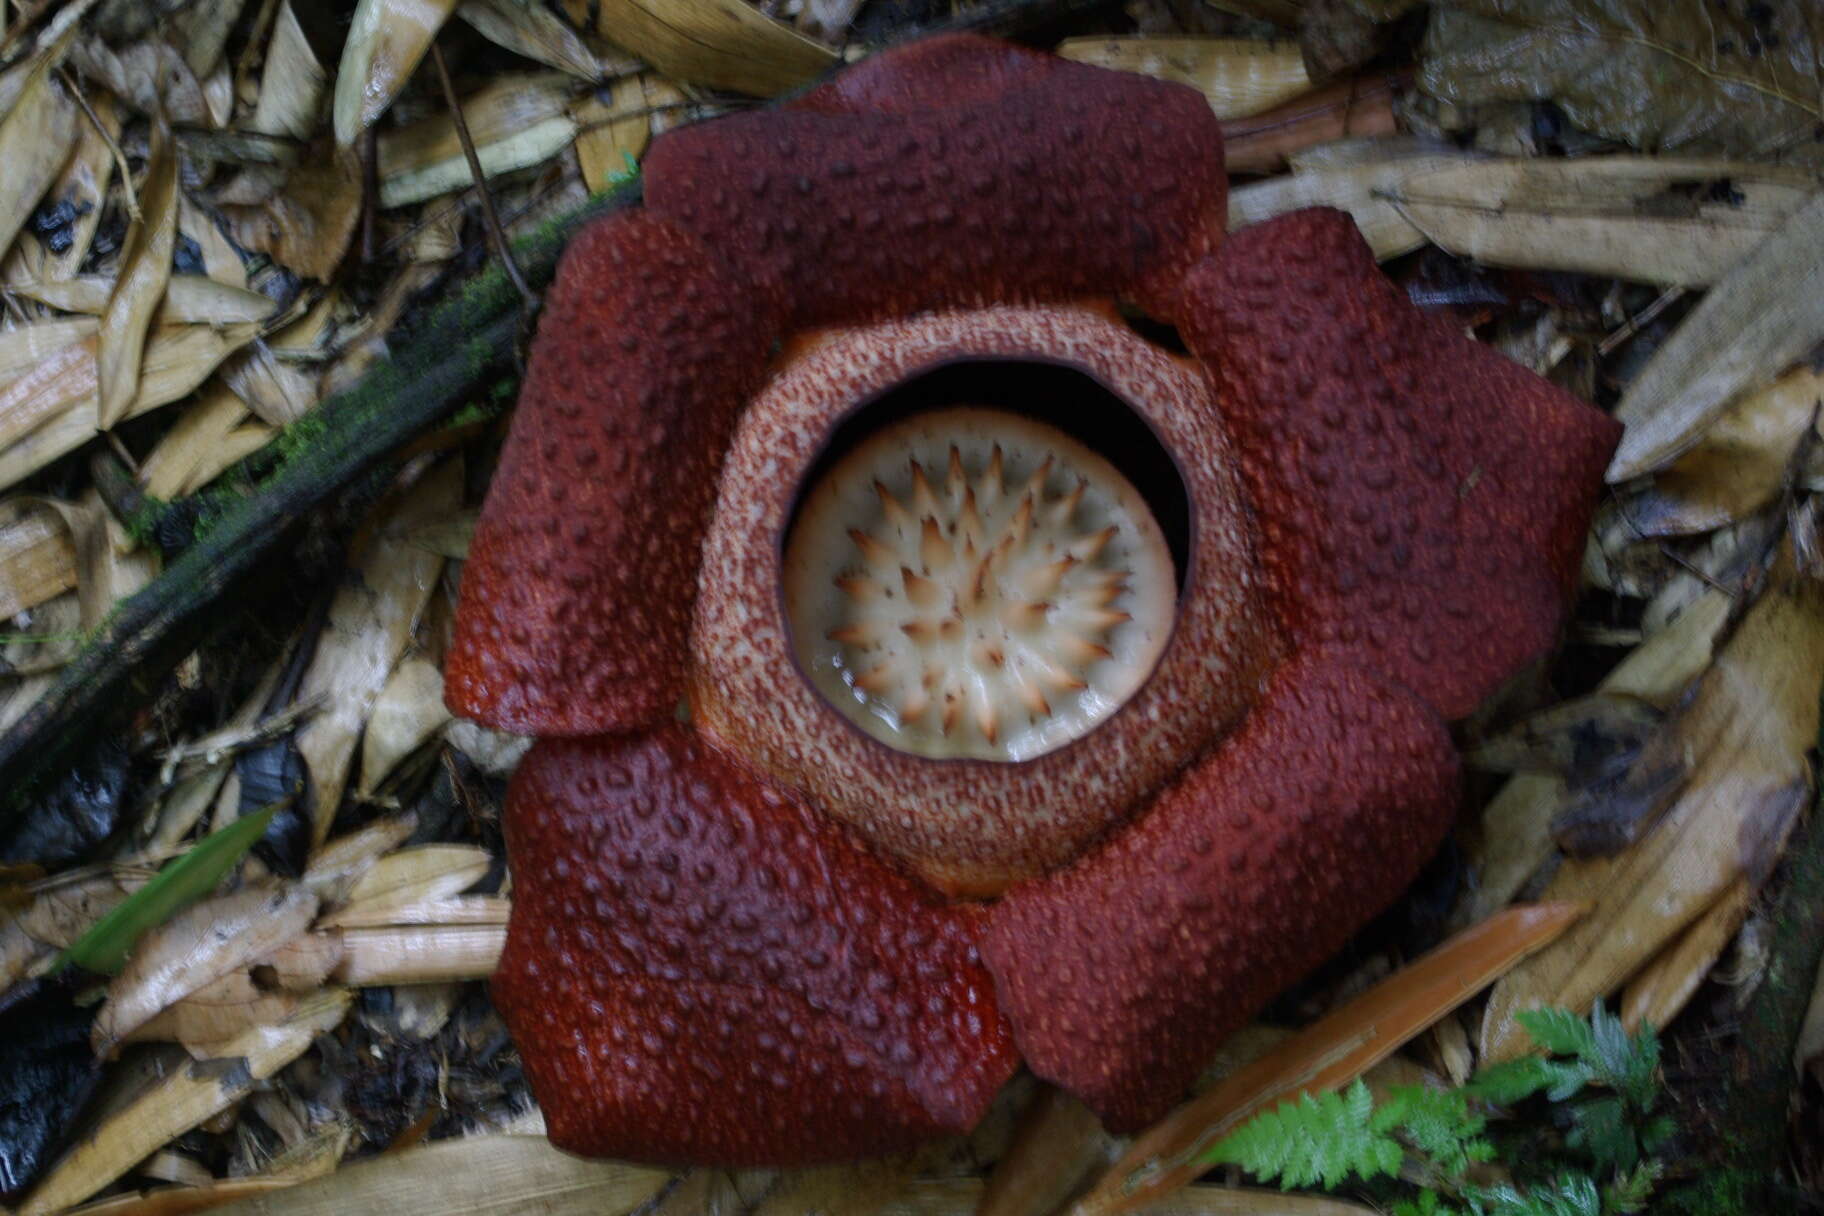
[[53, 803, 281, 975]]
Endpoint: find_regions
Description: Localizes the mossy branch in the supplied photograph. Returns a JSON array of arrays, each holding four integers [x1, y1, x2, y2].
[[0, 182, 641, 823]]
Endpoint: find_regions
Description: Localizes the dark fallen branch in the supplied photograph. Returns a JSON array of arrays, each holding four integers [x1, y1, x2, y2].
[[0, 182, 641, 824]]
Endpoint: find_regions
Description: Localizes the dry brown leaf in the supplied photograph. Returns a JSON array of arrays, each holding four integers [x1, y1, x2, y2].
[[1617, 366, 1824, 538], [258, 928, 347, 991], [19, 870, 134, 949], [199, 1135, 669, 1216], [0, 334, 96, 451], [16, 274, 276, 325], [295, 461, 459, 845], [377, 73, 579, 208], [1220, 72, 1401, 174], [571, 72, 682, 193], [1057, 37, 1312, 118], [96, 117, 177, 430], [594, 0, 834, 97], [1389, 157, 1817, 289], [93, 881, 319, 1052], [1621, 874, 1756, 1034], [977, 1087, 1114, 1216], [460, 0, 601, 80], [1228, 137, 1472, 260], [252, 1, 324, 140], [221, 341, 318, 426], [138, 383, 252, 500], [1077, 904, 1585, 1215], [331, 923, 504, 984], [1609, 189, 1824, 480], [9, 87, 115, 282], [0, 28, 79, 265], [124, 968, 305, 1056], [0, 497, 76, 619], [33, 491, 156, 630], [222, 143, 363, 281], [1480, 556, 1824, 1061], [302, 812, 418, 899], [357, 655, 450, 794], [334, 842, 489, 914], [1455, 589, 1732, 928], [178, 195, 251, 290], [19, 989, 352, 1215], [334, 0, 463, 146], [73, 36, 210, 127], [321, 894, 508, 928]]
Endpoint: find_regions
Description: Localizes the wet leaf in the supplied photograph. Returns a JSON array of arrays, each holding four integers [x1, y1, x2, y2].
[[1417, 1, 1824, 166], [95, 117, 176, 430], [1, 739, 132, 870], [1056, 37, 1314, 118], [0, 978, 101, 1203], [334, 0, 462, 147], [93, 881, 318, 1051], [53, 802, 279, 976], [570, 72, 684, 193], [121, 967, 304, 1055], [1481, 552, 1824, 1061], [222, 142, 363, 281], [594, 0, 835, 97]]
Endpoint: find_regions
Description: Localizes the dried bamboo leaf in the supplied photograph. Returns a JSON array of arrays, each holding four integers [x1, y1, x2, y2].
[[222, 342, 318, 426], [0, 317, 96, 376], [1057, 37, 1312, 119], [1077, 904, 1585, 1215], [333, 0, 463, 146], [460, 0, 601, 80], [0, 334, 95, 451], [331, 923, 504, 984], [882, 1179, 1376, 1215], [1609, 189, 1824, 480], [222, 144, 364, 281], [571, 72, 682, 192], [34, 492, 156, 630], [203, 1135, 669, 1216], [0, 497, 76, 618], [17, 990, 352, 1215], [1455, 589, 1732, 928], [0, 322, 260, 492], [179, 195, 251, 289], [1480, 556, 1824, 1061], [37, 91, 119, 281], [191, 423, 277, 492], [16, 274, 277, 325], [97, 118, 177, 430], [1229, 137, 1471, 259], [72, 35, 210, 126], [1618, 366, 1824, 538], [94, 882, 318, 1051], [594, 0, 834, 97], [377, 74, 580, 208], [172, 0, 248, 78], [124, 968, 305, 1056], [302, 813, 418, 899], [0, 32, 79, 265], [251, 1, 326, 140], [138, 384, 251, 500], [296, 461, 459, 844], [357, 654, 450, 794], [1388, 157, 1818, 289], [319, 894, 508, 929], [1621, 874, 1755, 1034], [336, 843, 489, 914], [1219, 72, 1400, 174]]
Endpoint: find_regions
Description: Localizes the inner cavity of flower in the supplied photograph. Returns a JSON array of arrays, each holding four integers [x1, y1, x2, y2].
[[785, 406, 1175, 762]]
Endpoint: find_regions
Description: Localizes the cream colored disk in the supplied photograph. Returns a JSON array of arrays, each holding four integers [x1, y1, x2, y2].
[[784, 406, 1176, 762]]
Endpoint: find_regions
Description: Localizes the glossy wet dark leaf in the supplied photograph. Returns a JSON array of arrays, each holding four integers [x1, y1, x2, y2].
[[0, 738, 130, 868], [0, 976, 100, 1201]]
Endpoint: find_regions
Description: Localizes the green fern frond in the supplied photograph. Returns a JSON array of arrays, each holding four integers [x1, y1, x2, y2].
[[1207, 1080, 1406, 1189]]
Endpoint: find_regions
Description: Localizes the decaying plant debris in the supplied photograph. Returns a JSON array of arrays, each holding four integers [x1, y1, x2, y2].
[[0, 0, 1820, 1212]]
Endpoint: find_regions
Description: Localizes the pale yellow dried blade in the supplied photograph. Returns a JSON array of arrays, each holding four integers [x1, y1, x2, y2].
[[122, 968, 305, 1056], [33, 490, 156, 630], [1618, 365, 1824, 538], [18, 274, 276, 324], [0, 51, 77, 262], [883, 1178, 1377, 1215], [303, 812, 418, 898], [377, 73, 578, 207], [1480, 556, 1824, 1062], [595, 0, 833, 96], [1621, 874, 1755, 1033], [459, 0, 600, 79], [138, 384, 251, 500], [1056, 37, 1311, 119], [336, 842, 490, 914], [18, 990, 352, 1215], [0, 497, 75, 618], [1076, 903, 1585, 1215], [1610, 189, 1824, 479], [571, 72, 682, 192], [1229, 139, 1472, 260], [1455, 589, 1733, 928], [222, 342, 318, 425], [357, 654, 450, 794], [180, 194, 251, 289], [322, 894, 508, 929], [333, 0, 462, 146], [186, 424, 275, 494], [97, 119, 177, 429], [253, 1, 326, 139], [296, 460, 460, 845], [205, 1135, 669, 1216], [1391, 157, 1817, 290], [331, 923, 504, 984], [0, 335, 96, 451], [0, 317, 97, 376]]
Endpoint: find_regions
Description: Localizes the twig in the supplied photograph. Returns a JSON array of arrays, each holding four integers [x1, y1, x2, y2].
[[429, 40, 540, 325], [1598, 286, 1686, 358]]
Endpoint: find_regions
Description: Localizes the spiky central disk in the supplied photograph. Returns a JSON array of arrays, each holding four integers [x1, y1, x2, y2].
[[785, 407, 1175, 762]]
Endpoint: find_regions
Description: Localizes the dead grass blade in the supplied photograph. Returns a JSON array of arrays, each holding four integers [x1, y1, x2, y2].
[[333, 0, 462, 146], [1388, 157, 1817, 288], [1609, 189, 1824, 480], [122, 969, 307, 1056], [295, 460, 458, 845], [0, 497, 77, 618], [97, 117, 177, 430], [18, 989, 353, 1215], [1229, 137, 1472, 260], [1056, 37, 1312, 118], [203, 1135, 669, 1216], [1074, 903, 1585, 1216], [331, 843, 489, 916], [594, 0, 834, 97], [252, 1, 325, 140], [377, 73, 577, 208], [460, 0, 601, 80], [138, 384, 252, 500], [1480, 554, 1824, 1061], [17, 274, 277, 325]]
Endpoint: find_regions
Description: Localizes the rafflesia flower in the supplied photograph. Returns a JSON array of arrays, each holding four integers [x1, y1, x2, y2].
[[446, 35, 1620, 1164]]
